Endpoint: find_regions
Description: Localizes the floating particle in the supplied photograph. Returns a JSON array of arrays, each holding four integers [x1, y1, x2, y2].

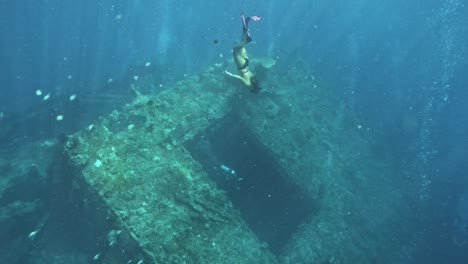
[[357, 124, 362, 129], [36, 89, 42, 96], [56, 115, 64, 121], [43, 93, 51, 101], [219, 53, 223, 58], [107, 78, 113, 83], [213, 39, 219, 44], [145, 62, 151, 67], [133, 75, 139, 81], [93, 252, 101, 261], [67, 75, 73, 80], [159, 84, 163, 88], [69, 94, 76, 101], [128, 124, 135, 130]]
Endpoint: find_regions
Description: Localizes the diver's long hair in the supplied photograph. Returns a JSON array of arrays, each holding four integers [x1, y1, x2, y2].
[[250, 76, 260, 93]]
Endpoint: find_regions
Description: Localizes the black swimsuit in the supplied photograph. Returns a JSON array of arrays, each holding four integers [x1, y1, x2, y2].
[[238, 58, 250, 76], [238, 57, 249, 71]]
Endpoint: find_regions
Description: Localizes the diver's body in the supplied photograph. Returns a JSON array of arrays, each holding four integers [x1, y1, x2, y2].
[[225, 13, 262, 93]]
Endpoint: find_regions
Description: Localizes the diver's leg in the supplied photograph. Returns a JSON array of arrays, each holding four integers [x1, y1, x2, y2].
[[234, 13, 262, 50], [237, 33, 250, 48], [234, 32, 249, 51], [241, 13, 250, 31], [240, 13, 252, 43]]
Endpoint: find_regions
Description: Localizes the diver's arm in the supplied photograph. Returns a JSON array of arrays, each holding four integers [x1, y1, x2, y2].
[[225, 71, 250, 87], [224, 71, 244, 81]]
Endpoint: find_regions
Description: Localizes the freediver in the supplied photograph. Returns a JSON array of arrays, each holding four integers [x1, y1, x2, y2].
[[225, 13, 262, 93]]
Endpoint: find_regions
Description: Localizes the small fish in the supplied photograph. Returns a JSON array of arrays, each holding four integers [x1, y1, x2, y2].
[[220, 164, 236, 175], [93, 252, 101, 261], [28, 230, 39, 240]]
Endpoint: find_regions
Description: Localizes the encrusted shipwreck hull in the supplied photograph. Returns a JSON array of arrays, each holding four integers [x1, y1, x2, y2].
[[64, 65, 408, 263]]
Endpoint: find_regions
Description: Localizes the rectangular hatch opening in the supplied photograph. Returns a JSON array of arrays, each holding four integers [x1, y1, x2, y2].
[[185, 115, 315, 255]]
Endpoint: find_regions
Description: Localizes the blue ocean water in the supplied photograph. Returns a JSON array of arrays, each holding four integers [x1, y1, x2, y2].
[[1, 0, 467, 263]]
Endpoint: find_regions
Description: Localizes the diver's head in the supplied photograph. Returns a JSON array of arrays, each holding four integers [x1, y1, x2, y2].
[[250, 76, 260, 93]]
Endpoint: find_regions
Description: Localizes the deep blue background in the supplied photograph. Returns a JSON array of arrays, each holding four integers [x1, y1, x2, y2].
[[1, 0, 467, 262]]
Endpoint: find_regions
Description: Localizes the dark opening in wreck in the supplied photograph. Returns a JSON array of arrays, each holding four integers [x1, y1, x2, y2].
[[185, 115, 315, 255]]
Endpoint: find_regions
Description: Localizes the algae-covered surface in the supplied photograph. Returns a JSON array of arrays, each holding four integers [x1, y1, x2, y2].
[[63, 62, 411, 263], [239, 66, 410, 263], [65, 68, 277, 263]]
